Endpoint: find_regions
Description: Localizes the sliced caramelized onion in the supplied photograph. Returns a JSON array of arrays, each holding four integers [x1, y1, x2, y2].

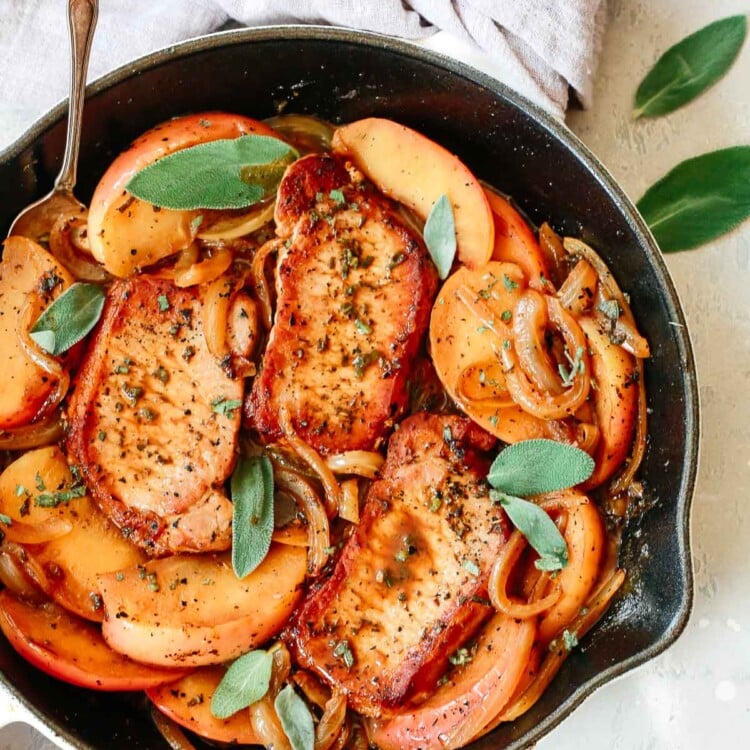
[[279, 407, 343, 519], [201, 269, 254, 360], [174, 245, 233, 287], [609, 357, 648, 496], [265, 114, 335, 154], [0, 414, 65, 450], [49, 214, 111, 283], [557, 259, 597, 316], [249, 694, 292, 750], [197, 201, 275, 241], [538, 222, 567, 288], [564, 237, 650, 358], [494, 568, 626, 723], [202, 274, 233, 358], [339, 479, 360, 525], [501, 297, 590, 421], [275, 468, 331, 576], [489, 530, 562, 619], [0, 549, 47, 603], [17, 298, 70, 424], [325, 451, 384, 479], [252, 238, 283, 330], [513, 290, 564, 395], [293, 669, 332, 710], [151, 707, 198, 750], [315, 690, 348, 750]]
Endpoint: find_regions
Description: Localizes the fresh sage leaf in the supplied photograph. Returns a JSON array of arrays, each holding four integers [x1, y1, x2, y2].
[[126, 135, 298, 210], [210, 649, 273, 719], [491, 490, 569, 572], [487, 439, 595, 497], [423, 194, 457, 280], [30, 283, 106, 356], [634, 15, 747, 118], [637, 146, 750, 252], [274, 684, 315, 750], [231, 455, 274, 579]]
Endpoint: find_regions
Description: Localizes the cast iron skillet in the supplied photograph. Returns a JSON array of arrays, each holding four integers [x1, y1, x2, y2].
[[0, 26, 698, 750]]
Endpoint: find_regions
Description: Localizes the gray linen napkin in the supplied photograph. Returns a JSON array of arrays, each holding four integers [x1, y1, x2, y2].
[[0, 0, 606, 150]]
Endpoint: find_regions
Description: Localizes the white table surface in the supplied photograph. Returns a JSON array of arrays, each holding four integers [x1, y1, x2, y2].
[[1, 0, 749, 747]]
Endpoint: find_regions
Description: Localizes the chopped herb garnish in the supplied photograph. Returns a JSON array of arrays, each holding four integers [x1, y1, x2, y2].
[[97, 430, 107, 441], [152, 366, 170, 384], [354, 318, 372, 335], [332, 639, 355, 669], [501, 309, 512, 322], [329, 189, 346, 205], [211, 397, 242, 417], [448, 646, 474, 666], [121, 384, 144, 405], [558, 346, 585, 387], [15, 485, 26, 497], [388, 252, 406, 269], [139, 407, 157, 421], [598, 298, 621, 321], [503, 274, 519, 291], [35, 484, 86, 508], [562, 629, 579, 651], [157, 294, 170, 312], [0, 514, 12, 526], [462, 558, 480, 577], [182, 345, 196, 361], [35, 473, 45, 491]]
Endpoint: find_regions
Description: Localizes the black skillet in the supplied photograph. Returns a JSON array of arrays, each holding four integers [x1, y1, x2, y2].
[[0, 26, 698, 750]]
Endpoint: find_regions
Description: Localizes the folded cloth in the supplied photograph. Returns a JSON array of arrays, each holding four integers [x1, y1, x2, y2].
[[0, 0, 606, 150]]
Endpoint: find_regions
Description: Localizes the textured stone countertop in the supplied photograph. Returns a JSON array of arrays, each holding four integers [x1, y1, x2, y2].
[[0, 0, 748, 748]]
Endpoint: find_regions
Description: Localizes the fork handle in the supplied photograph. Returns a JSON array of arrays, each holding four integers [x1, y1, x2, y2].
[[55, 0, 99, 193]]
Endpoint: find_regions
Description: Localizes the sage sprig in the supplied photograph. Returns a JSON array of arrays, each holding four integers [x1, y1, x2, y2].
[[210, 649, 273, 719], [424, 194, 457, 279], [275, 684, 315, 750], [637, 146, 750, 252], [126, 135, 298, 210], [30, 283, 105, 356], [231, 455, 275, 579], [487, 439, 595, 571], [634, 15, 747, 119]]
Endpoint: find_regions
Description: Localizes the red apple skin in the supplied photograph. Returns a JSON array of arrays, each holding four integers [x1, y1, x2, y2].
[[88, 112, 280, 277], [0, 590, 189, 691], [332, 117, 494, 270], [147, 666, 263, 744]]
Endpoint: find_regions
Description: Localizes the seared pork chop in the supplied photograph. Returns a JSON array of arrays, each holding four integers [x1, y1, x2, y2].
[[285, 413, 508, 716], [67, 275, 253, 555], [247, 154, 437, 454]]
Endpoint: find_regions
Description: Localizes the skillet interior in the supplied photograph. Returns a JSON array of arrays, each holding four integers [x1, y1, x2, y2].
[[0, 26, 697, 750]]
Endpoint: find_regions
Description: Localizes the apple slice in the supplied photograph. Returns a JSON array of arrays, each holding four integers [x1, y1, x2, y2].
[[429, 261, 550, 442], [0, 446, 79, 544], [370, 613, 535, 750], [537, 494, 604, 644], [0, 237, 74, 429], [332, 118, 494, 269], [147, 666, 262, 744], [0, 590, 188, 690], [87, 112, 280, 277], [578, 317, 638, 489], [98, 544, 306, 667], [26, 498, 146, 623], [485, 189, 551, 291]]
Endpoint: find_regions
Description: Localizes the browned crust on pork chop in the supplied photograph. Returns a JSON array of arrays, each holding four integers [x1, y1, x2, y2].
[[247, 154, 438, 454], [67, 275, 247, 555], [285, 413, 507, 716]]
